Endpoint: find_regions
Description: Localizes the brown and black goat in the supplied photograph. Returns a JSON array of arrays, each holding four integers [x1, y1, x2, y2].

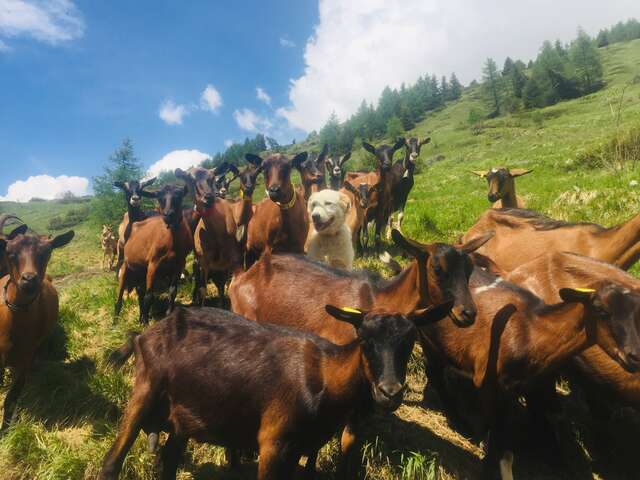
[[0, 226, 74, 430], [0, 214, 25, 278], [114, 184, 193, 324], [113, 178, 157, 276], [361, 138, 405, 250], [297, 147, 327, 201], [325, 147, 352, 191], [417, 264, 640, 479], [340, 181, 376, 251], [245, 152, 309, 266], [99, 302, 452, 480], [471, 167, 533, 208]]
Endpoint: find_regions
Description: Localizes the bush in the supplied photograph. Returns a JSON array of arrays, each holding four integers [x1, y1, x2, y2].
[[531, 111, 544, 128], [47, 206, 90, 231], [572, 128, 640, 170]]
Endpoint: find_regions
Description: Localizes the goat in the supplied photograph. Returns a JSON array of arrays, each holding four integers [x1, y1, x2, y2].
[[471, 168, 533, 208], [0, 214, 24, 278], [245, 152, 309, 266], [362, 138, 405, 250], [340, 181, 374, 251], [325, 148, 351, 191], [297, 146, 327, 201], [98, 302, 452, 480], [114, 185, 193, 324], [101, 225, 118, 271], [463, 207, 640, 272], [113, 178, 157, 276], [231, 156, 263, 249], [506, 251, 640, 419], [0, 227, 74, 430], [417, 265, 640, 479], [386, 137, 431, 237], [215, 165, 240, 199], [344, 172, 380, 250]]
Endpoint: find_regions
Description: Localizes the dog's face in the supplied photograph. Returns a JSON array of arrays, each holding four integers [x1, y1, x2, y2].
[[308, 189, 350, 234]]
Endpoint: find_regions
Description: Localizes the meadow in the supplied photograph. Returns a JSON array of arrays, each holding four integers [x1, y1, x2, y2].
[[1, 39, 640, 479]]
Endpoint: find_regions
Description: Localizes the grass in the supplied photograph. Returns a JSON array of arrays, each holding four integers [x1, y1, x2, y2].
[[2, 39, 640, 479]]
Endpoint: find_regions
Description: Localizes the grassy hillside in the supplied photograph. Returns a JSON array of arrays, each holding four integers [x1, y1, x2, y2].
[[1, 40, 640, 479]]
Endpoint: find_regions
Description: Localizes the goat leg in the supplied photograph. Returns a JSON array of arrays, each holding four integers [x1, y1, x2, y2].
[[191, 259, 202, 305], [155, 433, 187, 480], [114, 267, 128, 320], [166, 275, 180, 316], [141, 292, 154, 325], [1, 371, 26, 431], [303, 449, 318, 479], [257, 438, 297, 480]]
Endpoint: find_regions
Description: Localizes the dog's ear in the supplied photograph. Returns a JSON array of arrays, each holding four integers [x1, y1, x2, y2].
[[338, 191, 351, 214]]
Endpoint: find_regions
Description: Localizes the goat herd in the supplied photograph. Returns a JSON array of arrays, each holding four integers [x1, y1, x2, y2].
[[2, 137, 640, 480]]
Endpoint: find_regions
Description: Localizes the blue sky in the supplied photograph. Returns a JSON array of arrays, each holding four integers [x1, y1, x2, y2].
[[1, 0, 639, 201]]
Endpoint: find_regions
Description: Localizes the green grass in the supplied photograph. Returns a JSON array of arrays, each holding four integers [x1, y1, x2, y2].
[[2, 39, 640, 479]]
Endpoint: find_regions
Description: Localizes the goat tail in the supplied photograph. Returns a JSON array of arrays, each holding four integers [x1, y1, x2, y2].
[[379, 251, 403, 275], [106, 331, 139, 369]]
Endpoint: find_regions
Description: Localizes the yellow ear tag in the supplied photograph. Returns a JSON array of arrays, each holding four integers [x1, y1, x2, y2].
[[341, 307, 362, 314], [574, 288, 596, 293]]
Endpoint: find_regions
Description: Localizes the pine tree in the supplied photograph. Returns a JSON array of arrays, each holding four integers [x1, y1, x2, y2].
[[482, 58, 503, 116], [440, 76, 449, 102], [319, 112, 342, 155], [449, 73, 463, 100], [522, 77, 544, 108], [596, 29, 609, 47], [385, 115, 404, 140], [570, 28, 604, 93], [554, 39, 567, 57]]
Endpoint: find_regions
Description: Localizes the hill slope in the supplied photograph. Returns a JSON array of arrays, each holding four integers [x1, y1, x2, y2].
[[1, 40, 640, 479]]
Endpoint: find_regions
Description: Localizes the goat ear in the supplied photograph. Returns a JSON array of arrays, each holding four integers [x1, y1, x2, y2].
[[213, 162, 230, 176], [458, 231, 494, 254], [227, 164, 240, 176], [410, 300, 455, 326], [141, 177, 156, 189], [8, 224, 28, 239], [420, 137, 431, 146], [393, 137, 405, 151], [318, 144, 329, 162], [342, 181, 358, 196], [245, 153, 263, 167], [470, 170, 488, 178], [291, 152, 308, 170], [140, 189, 157, 199], [340, 152, 351, 165], [559, 287, 596, 304], [509, 168, 533, 177], [113, 181, 125, 190], [50, 230, 75, 249], [392, 229, 429, 259], [362, 142, 376, 155], [325, 305, 366, 328]]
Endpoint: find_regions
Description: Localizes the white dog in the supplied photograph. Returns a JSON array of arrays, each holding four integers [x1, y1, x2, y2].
[[306, 189, 354, 270]]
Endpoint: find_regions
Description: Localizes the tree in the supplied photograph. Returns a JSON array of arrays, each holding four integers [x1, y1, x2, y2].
[[385, 115, 404, 140], [522, 77, 544, 108], [92, 138, 146, 227], [596, 29, 609, 47], [570, 28, 604, 93], [554, 39, 567, 57], [449, 73, 463, 100], [440, 76, 449, 102], [482, 58, 503, 116], [266, 137, 280, 150], [399, 102, 415, 131], [319, 112, 341, 154]]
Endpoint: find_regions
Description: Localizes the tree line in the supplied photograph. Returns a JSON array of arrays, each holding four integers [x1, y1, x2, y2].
[[596, 18, 640, 48]]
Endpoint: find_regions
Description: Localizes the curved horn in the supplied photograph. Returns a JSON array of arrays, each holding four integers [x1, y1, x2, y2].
[[0, 214, 23, 235]]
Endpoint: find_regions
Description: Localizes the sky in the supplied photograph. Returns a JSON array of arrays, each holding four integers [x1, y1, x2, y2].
[[1, 0, 639, 201]]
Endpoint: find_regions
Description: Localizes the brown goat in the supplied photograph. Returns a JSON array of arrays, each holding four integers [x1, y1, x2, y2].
[[340, 181, 375, 251], [230, 156, 263, 250], [418, 265, 640, 479], [245, 152, 309, 266], [114, 185, 193, 324], [113, 178, 157, 276], [471, 168, 533, 208], [463, 207, 640, 272], [297, 146, 327, 201], [229, 230, 491, 475], [345, 171, 380, 250], [0, 227, 74, 430], [0, 215, 25, 278], [362, 138, 405, 250], [99, 303, 452, 480], [101, 225, 118, 271], [506, 252, 640, 413]]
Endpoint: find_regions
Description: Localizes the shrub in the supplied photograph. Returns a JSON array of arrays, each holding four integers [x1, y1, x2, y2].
[[571, 128, 640, 170], [47, 206, 90, 231], [531, 111, 544, 128]]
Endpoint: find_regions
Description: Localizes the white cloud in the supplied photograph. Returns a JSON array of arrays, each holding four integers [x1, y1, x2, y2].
[[279, 35, 295, 48], [0, 0, 84, 47], [256, 86, 272, 106], [159, 100, 189, 125], [224, 139, 233, 147], [233, 108, 273, 133], [278, 0, 640, 132], [200, 84, 222, 112], [0, 174, 89, 202], [147, 149, 210, 177]]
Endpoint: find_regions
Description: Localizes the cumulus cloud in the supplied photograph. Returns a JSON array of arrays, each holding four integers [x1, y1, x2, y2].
[[279, 35, 295, 48], [0, 174, 89, 202], [200, 84, 222, 112], [159, 100, 189, 125], [224, 139, 233, 147], [147, 149, 210, 177], [0, 0, 84, 47], [233, 108, 273, 133], [278, 0, 639, 132], [256, 86, 272, 106]]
